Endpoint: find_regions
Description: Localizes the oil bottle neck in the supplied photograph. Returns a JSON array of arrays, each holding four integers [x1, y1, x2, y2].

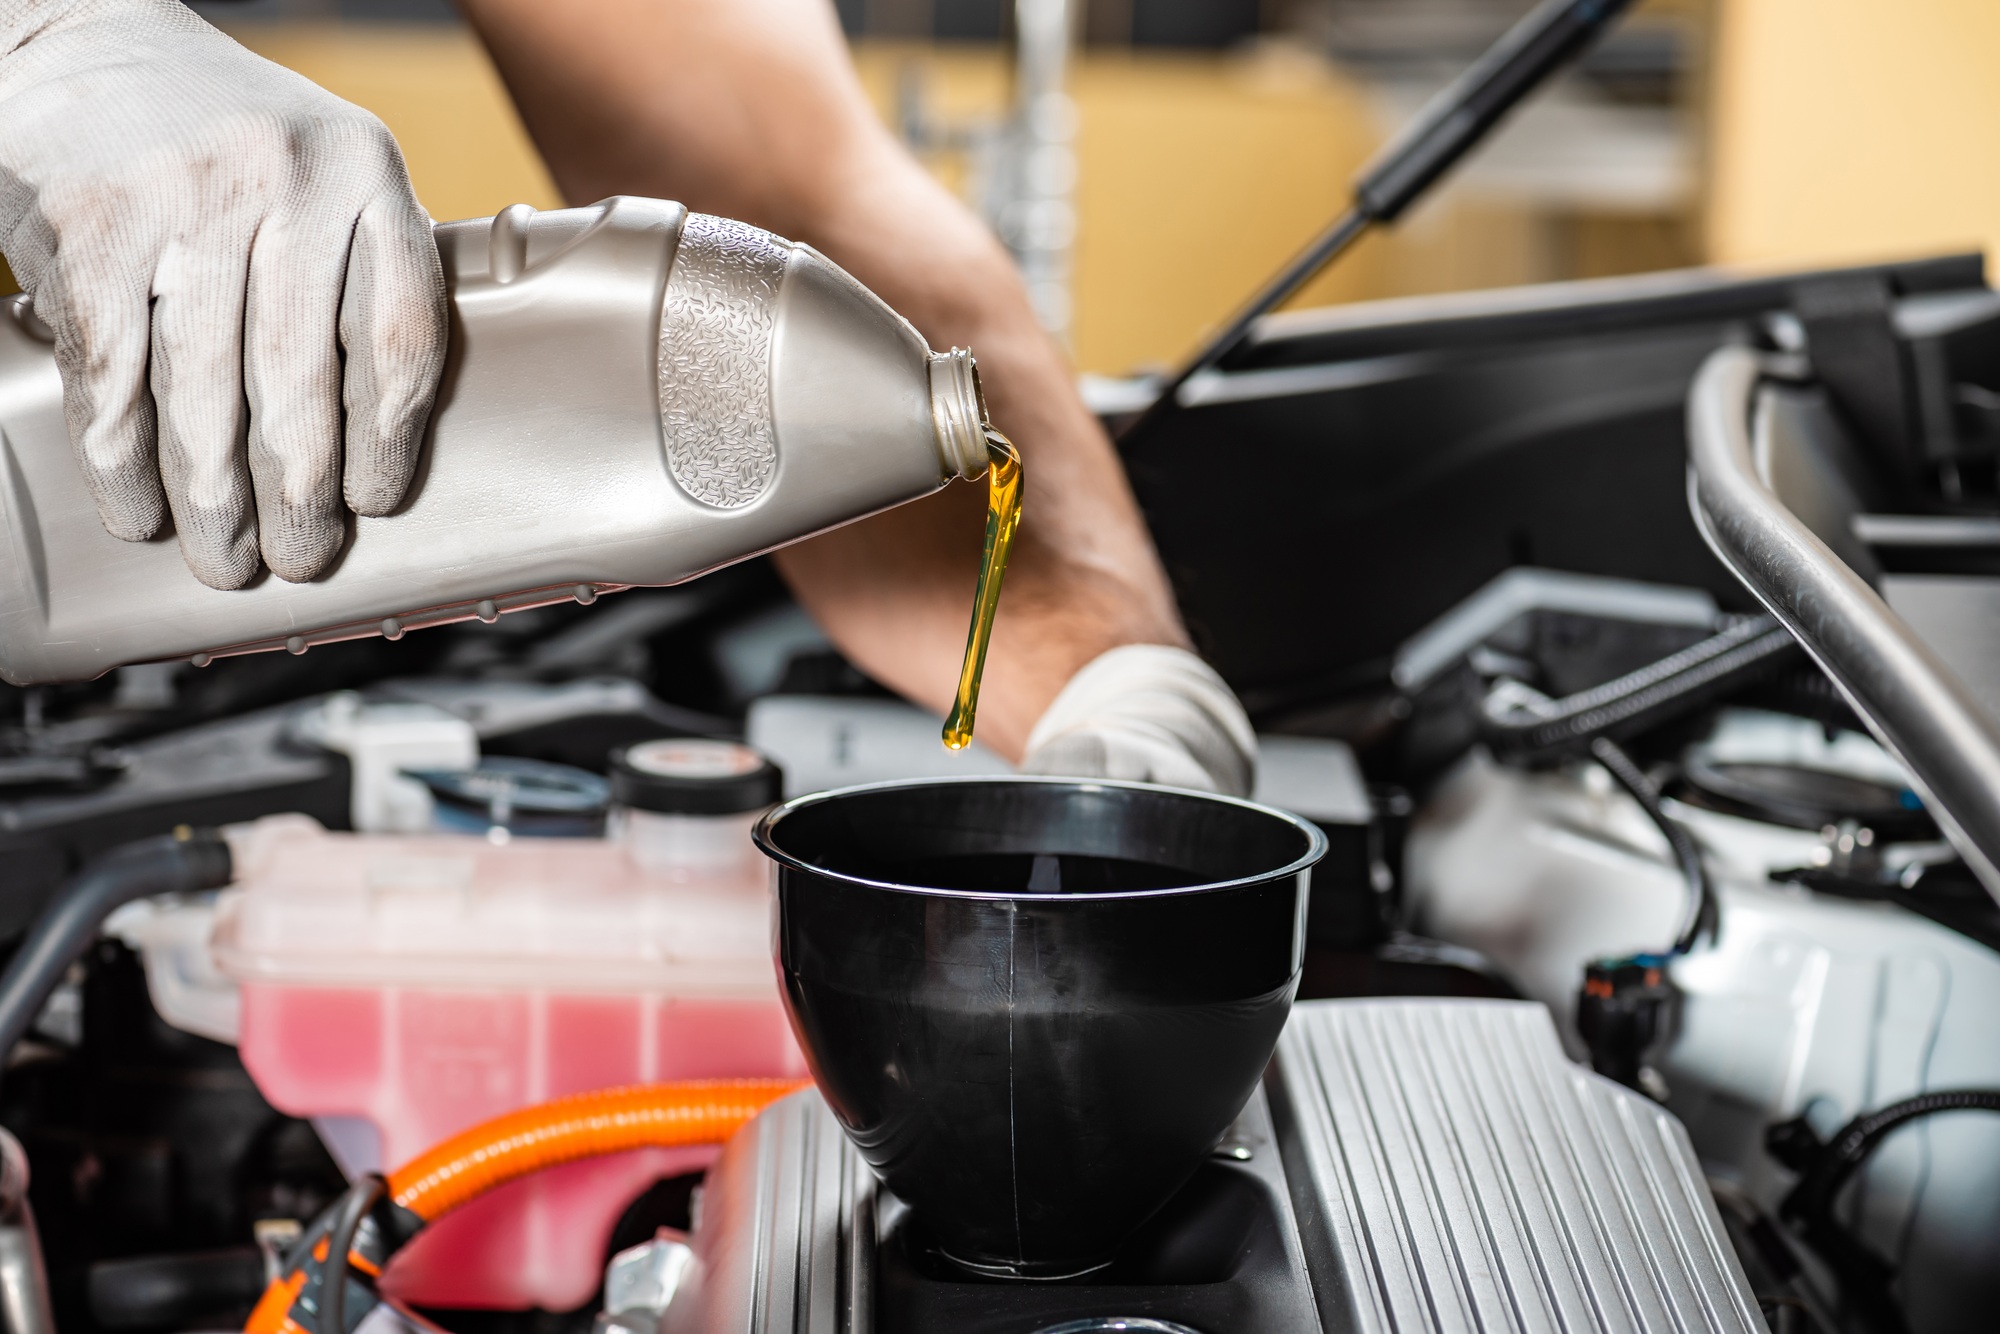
[[929, 348, 991, 481]]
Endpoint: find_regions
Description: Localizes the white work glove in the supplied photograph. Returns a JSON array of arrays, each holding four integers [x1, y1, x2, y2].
[[1019, 644, 1258, 798], [0, 0, 448, 589]]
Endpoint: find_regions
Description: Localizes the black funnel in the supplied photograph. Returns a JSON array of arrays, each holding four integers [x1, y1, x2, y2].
[[754, 776, 1325, 1279]]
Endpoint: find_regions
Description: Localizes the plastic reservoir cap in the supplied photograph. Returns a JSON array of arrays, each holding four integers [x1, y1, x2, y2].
[[612, 739, 783, 815], [410, 756, 611, 838]]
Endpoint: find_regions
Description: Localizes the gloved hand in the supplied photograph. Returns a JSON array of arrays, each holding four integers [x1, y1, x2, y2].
[[0, 0, 448, 589], [1018, 644, 1257, 797]]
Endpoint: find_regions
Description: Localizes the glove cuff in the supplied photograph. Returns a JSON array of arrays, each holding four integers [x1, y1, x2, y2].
[[1019, 644, 1257, 797]]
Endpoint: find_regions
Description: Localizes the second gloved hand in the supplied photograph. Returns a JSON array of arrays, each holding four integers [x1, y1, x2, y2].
[[0, 0, 448, 588], [1018, 644, 1257, 797]]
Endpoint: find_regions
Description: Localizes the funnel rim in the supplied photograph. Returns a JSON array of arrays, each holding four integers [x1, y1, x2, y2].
[[751, 774, 1329, 902]]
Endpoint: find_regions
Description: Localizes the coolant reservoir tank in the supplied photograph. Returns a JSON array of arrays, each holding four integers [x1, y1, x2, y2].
[[212, 808, 802, 1311], [0, 197, 991, 685]]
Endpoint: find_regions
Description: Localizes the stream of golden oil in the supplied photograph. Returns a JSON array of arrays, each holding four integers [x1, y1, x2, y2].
[[942, 431, 1023, 750]]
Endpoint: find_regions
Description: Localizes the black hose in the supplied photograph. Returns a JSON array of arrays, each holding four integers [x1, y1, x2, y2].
[[317, 1175, 385, 1334], [0, 828, 232, 1061], [1487, 616, 1799, 759], [1787, 1088, 2000, 1223], [1775, 1089, 2000, 1334], [1588, 736, 1716, 954]]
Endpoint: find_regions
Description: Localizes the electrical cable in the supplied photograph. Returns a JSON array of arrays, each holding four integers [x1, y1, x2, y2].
[[1572, 737, 1712, 1090], [1485, 622, 1786, 1086], [1774, 1089, 2000, 1334], [1475, 618, 1798, 960], [1805, 1090, 2000, 1201], [315, 1175, 384, 1334], [1588, 735, 1716, 955]]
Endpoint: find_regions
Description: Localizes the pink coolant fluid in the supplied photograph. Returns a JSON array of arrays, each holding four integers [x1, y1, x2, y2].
[[215, 789, 806, 1311]]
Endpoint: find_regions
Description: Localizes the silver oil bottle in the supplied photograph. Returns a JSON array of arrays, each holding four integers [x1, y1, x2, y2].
[[0, 196, 991, 685]]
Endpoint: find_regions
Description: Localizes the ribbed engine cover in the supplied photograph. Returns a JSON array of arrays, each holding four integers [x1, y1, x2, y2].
[[658, 999, 1762, 1333]]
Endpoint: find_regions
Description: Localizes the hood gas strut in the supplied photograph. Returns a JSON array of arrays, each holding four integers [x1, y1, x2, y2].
[[1119, 0, 1637, 440]]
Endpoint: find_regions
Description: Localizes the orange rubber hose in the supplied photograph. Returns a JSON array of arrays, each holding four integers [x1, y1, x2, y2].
[[243, 1079, 807, 1334], [387, 1078, 808, 1223]]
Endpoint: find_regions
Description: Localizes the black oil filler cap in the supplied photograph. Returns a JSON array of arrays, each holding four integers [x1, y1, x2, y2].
[[610, 739, 783, 815]]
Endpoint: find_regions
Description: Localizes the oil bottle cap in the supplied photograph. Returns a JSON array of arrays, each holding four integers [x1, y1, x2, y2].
[[611, 739, 784, 816]]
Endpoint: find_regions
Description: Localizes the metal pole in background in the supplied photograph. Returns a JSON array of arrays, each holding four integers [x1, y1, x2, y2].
[[996, 0, 1080, 341]]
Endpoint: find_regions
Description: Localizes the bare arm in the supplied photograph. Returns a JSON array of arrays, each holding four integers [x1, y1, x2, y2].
[[455, 0, 1188, 761]]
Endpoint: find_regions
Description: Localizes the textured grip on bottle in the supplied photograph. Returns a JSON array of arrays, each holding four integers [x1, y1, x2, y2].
[[657, 214, 789, 509]]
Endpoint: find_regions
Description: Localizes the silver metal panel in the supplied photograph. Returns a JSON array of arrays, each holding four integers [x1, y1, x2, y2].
[[1273, 999, 1764, 1334], [663, 1088, 862, 1334], [666, 1001, 1756, 1334], [665, 1083, 1322, 1334]]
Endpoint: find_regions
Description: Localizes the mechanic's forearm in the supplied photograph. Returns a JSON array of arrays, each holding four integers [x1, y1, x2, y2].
[[456, 0, 1188, 758], [774, 141, 1192, 747]]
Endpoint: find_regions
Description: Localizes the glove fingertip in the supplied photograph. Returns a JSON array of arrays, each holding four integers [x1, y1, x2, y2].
[[260, 507, 345, 584], [345, 491, 402, 520], [63, 363, 168, 543], [94, 488, 169, 544], [343, 432, 420, 517], [341, 191, 447, 512], [179, 526, 262, 591]]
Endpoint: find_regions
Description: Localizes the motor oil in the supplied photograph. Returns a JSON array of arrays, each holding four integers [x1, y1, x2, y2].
[[943, 429, 1023, 749], [0, 196, 993, 688]]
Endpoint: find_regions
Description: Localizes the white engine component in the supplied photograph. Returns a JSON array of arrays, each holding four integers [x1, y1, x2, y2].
[[103, 892, 238, 1044], [745, 693, 1370, 823], [1407, 717, 2000, 1330], [290, 692, 479, 833]]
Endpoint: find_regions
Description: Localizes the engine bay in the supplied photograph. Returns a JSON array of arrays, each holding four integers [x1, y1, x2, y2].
[[5, 253, 2000, 1334]]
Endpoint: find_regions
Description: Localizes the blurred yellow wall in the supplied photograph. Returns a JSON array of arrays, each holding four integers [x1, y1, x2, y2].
[[219, 22, 1676, 378], [1071, 51, 1379, 374], [229, 22, 561, 222], [852, 42, 1381, 375], [844, 44, 1675, 373], [1707, 0, 2000, 272], [233, 25, 1387, 377]]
